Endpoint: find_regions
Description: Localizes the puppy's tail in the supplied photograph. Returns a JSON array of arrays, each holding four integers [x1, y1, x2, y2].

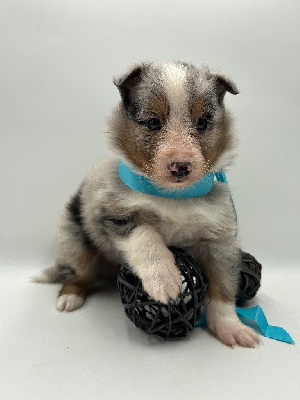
[[31, 265, 70, 284]]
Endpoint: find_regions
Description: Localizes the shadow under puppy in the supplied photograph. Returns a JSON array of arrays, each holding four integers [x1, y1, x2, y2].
[[34, 61, 260, 347]]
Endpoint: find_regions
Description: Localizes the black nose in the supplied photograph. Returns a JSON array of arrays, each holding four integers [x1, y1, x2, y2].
[[169, 162, 192, 178]]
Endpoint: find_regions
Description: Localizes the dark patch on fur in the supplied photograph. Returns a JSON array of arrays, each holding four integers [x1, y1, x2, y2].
[[114, 66, 148, 117], [214, 75, 239, 104], [68, 191, 82, 225], [125, 100, 141, 120], [57, 264, 76, 283], [117, 67, 143, 104], [67, 189, 97, 249], [101, 214, 137, 236]]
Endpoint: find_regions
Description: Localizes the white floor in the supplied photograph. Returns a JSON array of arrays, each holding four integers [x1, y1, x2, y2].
[[0, 265, 299, 400]]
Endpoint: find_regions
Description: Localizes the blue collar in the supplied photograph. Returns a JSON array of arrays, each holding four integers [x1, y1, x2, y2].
[[118, 160, 228, 199]]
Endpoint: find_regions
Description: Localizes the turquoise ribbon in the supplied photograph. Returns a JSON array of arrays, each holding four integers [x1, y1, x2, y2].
[[119, 160, 218, 199], [195, 306, 294, 344]]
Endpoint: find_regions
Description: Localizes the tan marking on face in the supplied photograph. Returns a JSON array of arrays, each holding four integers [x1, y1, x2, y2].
[[201, 114, 231, 168], [148, 95, 169, 119], [191, 98, 206, 124], [114, 116, 155, 174]]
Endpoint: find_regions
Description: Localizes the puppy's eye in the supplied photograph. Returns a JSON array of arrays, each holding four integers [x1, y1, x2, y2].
[[147, 118, 161, 131], [196, 118, 207, 132]]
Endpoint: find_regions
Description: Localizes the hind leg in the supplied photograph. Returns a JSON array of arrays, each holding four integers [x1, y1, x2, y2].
[[35, 189, 118, 311], [51, 192, 100, 312], [56, 248, 99, 312]]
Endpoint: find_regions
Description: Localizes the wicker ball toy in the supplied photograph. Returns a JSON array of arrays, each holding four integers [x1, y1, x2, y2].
[[117, 247, 262, 339], [117, 247, 208, 339], [236, 251, 262, 303]]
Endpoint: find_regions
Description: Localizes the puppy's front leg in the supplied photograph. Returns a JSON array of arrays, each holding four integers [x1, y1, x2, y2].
[[118, 225, 182, 304], [197, 239, 260, 347]]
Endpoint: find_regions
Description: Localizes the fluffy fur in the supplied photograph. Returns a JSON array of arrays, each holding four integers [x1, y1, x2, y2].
[[34, 61, 259, 347]]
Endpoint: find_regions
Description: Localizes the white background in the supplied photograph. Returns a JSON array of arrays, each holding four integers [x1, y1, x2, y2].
[[1, 1, 299, 400], [1, 0, 300, 269]]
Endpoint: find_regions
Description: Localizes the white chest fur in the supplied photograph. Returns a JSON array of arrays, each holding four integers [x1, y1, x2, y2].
[[122, 184, 234, 247]]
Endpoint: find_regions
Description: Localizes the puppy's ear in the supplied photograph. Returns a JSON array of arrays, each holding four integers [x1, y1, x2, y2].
[[213, 74, 239, 103], [113, 63, 150, 104]]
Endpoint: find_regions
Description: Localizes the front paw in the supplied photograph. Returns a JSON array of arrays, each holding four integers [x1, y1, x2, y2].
[[206, 300, 260, 347], [208, 318, 260, 347], [142, 263, 182, 304]]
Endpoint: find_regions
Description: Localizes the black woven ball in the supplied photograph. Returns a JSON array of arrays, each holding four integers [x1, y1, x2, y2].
[[236, 251, 262, 303], [117, 247, 208, 339], [117, 247, 262, 339]]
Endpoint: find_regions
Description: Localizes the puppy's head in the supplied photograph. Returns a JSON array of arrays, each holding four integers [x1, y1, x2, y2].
[[109, 61, 239, 188]]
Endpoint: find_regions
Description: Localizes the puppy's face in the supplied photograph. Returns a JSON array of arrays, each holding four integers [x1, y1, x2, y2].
[[110, 62, 239, 188]]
